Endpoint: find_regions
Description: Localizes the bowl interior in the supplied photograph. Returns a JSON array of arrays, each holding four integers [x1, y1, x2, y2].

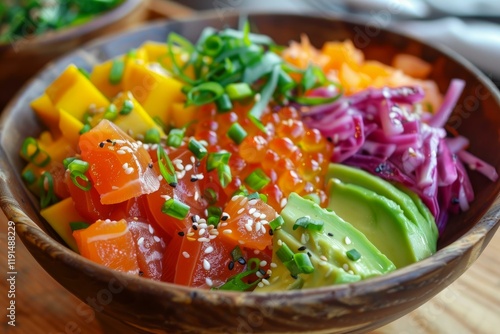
[[1, 12, 500, 333]]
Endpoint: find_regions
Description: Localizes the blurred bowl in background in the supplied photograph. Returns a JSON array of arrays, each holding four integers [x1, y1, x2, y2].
[[0, 0, 148, 110]]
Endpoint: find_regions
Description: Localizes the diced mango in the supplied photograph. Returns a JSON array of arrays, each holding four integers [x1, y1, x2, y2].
[[46, 64, 109, 121], [109, 91, 165, 139], [30, 94, 61, 137], [59, 109, 85, 150], [170, 102, 199, 128], [40, 197, 86, 252], [140, 41, 168, 63], [122, 61, 184, 125]]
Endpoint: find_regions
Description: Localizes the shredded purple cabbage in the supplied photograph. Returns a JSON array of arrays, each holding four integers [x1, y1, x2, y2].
[[301, 81, 498, 232]]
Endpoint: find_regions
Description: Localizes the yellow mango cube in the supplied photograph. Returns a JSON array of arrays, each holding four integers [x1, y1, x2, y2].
[[59, 109, 85, 150], [46, 64, 109, 121], [170, 102, 199, 128], [40, 197, 86, 252], [30, 94, 61, 137], [122, 61, 184, 125]]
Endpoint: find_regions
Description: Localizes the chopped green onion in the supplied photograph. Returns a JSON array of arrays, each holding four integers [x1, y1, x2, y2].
[[166, 128, 185, 148], [219, 28, 274, 45], [232, 186, 249, 197], [258, 193, 268, 203], [103, 104, 118, 121], [276, 242, 294, 263], [293, 253, 314, 274], [109, 59, 125, 85], [203, 188, 218, 205], [38, 172, 57, 209], [207, 206, 222, 227], [217, 163, 232, 188], [293, 216, 324, 231], [215, 258, 261, 291], [215, 93, 233, 112], [243, 52, 281, 84], [157, 145, 177, 186], [206, 152, 231, 171], [186, 81, 225, 106], [292, 93, 342, 106], [301, 64, 319, 91], [144, 128, 161, 144], [68, 159, 91, 191], [284, 258, 301, 277], [230, 245, 244, 262], [346, 249, 361, 261], [79, 123, 91, 134], [202, 35, 224, 57], [62, 157, 77, 169], [248, 64, 281, 131], [244, 168, 270, 191], [227, 122, 247, 145], [120, 99, 134, 115], [162, 198, 190, 220], [247, 192, 260, 200], [167, 32, 197, 85], [269, 215, 284, 230], [20, 137, 51, 167], [188, 138, 208, 159], [226, 82, 253, 100], [277, 70, 295, 93], [70, 222, 90, 231], [21, 170, 36, 185]]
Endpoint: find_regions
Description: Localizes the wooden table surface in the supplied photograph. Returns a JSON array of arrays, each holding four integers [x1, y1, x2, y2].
[[1, 207, 500, 334]]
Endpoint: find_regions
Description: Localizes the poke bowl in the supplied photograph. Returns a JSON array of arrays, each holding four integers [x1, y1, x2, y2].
[[1, 12, 500, 334]]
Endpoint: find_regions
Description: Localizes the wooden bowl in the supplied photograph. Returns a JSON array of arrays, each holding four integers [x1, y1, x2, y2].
[[0, 0, 148, 110], [1, 12, 500, 334]]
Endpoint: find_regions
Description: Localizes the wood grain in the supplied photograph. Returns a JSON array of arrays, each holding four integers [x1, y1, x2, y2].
[[1, 208, 499, 334]]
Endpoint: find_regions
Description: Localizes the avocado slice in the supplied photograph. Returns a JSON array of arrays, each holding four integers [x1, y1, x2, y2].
[[256, 193, 395, 291], [326, 164, 438, 253], [327, 178, 432, 268]]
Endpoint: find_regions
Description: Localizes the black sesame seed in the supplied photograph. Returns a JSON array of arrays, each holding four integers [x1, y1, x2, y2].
[[169, 182, 178, 188], [326, 136, 333, 142], [298, 246, 307, 251], [258, 269, 266, 276], [195, 161, 201, 167], [139, 271, 144, 276], [269, 229, 274, 236], [106, 139, 112, 143], [291, 274, 298, 280], [192, 224, 198, 230], [177, 231, 185, 237], [237, 257, 246, 265], [148, 162, 153, 168], [191, 215, 198, 223], [221, 215, 229, 221], [327, 232, 334, 237], [228, 261, 235, 270], [99, 142, 105, 148], [190, 176, 198, 182], [307, 251, 312, 257]]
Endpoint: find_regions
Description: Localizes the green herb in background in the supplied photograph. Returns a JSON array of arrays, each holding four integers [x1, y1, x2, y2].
[[0, 0, 124, 44]]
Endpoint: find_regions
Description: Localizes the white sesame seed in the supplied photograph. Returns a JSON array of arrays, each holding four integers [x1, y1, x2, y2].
[[320, 255, 328, 262], [270, 262, 278, 268], [254, 249, 260, 255], [196, 173, 204, 180], [261, 226, 266, 234], [185, 164, 193, 171], [256, 271, 263, 278], [240, 197, 248, 205], [187, 232, 195, 237], [198, 237, 210, 242], [158, 175, 163, 181], [260, 220, 269, 225], [198, 222, 207, 228], [249, 208, 256, 214], [125, 167, 134, 174], [176, 170, 186, 179], [208, 234, 217, 240], [238, 240, 245, 244], [252, 211, 261, 218], [301, 233, 307, 245], [345, 236, 352, 245], [112, 186, 119, 190], [173, 159, 182, 165], [257, 282, 264, 288], [148, 224, 154, 234], [223, 229, 232, 235], [248, 199, 257, 206], [277, 239, 283, 246], [348, 270, 354, 275], [160, 194, 171, 200], [255, 222, 262, 232], [237, 208, 245, 215], [261, 278, 270, 286], [245, 223, 252, 232], [190, 156, 196, 163], [205, 277, 213, 287], [194, 191, 200, 201], [231, 195, 240, 202], [116, 149, 126, 155], [153, 236, 161, 242], [122, 162, 129, 169], [205, 246, 214, 254], [343, 264, 349, 271], [137, 237, 144, 245], [198, 228, 206, 236], [260, 260, 267, 267], [259, 213, 267, 219], [280, 198, 288, 208], [203, 259, 211, 270]]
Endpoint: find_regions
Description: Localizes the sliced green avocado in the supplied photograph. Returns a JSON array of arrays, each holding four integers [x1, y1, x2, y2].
[[327, 178, 432, 268], [326, 163, 438, 253], [255, 193, 395, 291]]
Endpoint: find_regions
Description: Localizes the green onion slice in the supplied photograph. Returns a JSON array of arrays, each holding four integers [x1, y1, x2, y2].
[[230, 245, 244, 262], [244, 168, 270, 191], [21, 170, 36, 185], [293, 252, 314, 274], [215, 258, 262, 291], [103, 104, 118, 121], [120, 99, 134, 115], [68, 159, 91, 191], [109, 59, 125, 85], [186, 81, 225, 106], [144, 128, 161, 144], [39, 172, 57, 208], [346, 249, 361, 261], [269, 215, 284, 230], [188, 138, 207, 160], [227, 122, 247, 145], [207, 205, 222, 227], [293, 216, 324, 231], [157, 145, 177, 186], [20, 137, 51, 167], [226, 82, 253, 100], [166, 128, 185, 148], [162, 198, 189, 220]]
